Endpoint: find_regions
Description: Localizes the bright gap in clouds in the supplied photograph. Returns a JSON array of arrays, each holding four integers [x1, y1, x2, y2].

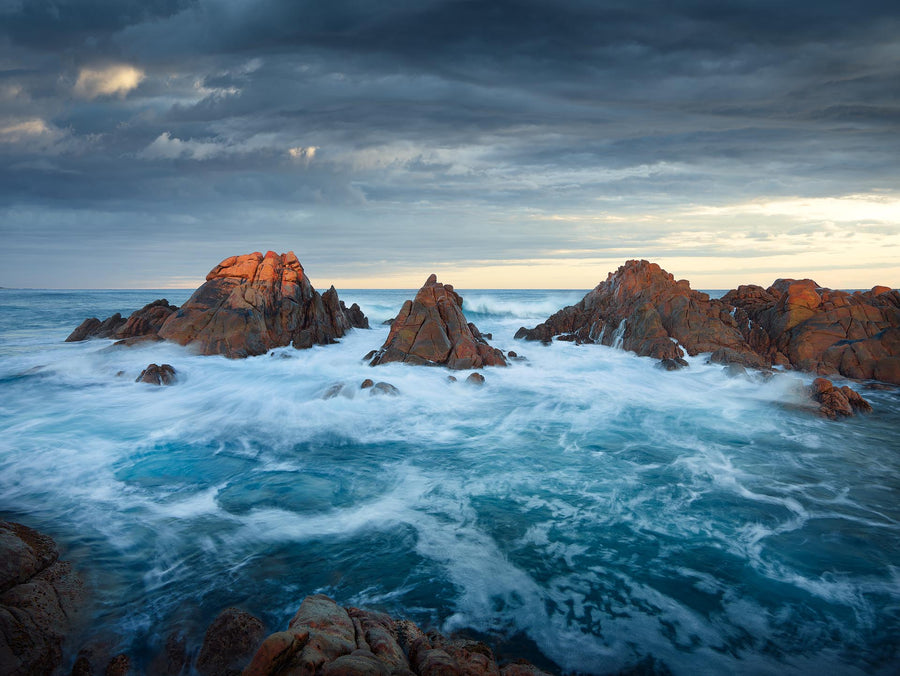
[[74, 65, 144, 99]]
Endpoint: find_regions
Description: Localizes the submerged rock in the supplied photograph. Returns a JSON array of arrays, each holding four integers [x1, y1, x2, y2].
[[368, 274, 507, 369], [370, 381, 400, 396], [158, 251, 368, 358], [516, 260, 765, 367], [242, 594, 554, 676], [136, 363, 176, 386], [0, 521, 85, 675], [809, 377, 873, 419], [66, 299, 178, 343], [466, 372, 486, 385]]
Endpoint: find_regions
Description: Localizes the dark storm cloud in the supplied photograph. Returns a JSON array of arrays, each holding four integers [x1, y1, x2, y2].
[[1, 0, 899, 287]]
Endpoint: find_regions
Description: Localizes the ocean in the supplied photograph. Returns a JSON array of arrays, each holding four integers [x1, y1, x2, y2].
[[1, 288, 899, 675]]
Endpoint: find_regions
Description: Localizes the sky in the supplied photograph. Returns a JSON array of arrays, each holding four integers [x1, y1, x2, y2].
[[1, 0, 899, 290]]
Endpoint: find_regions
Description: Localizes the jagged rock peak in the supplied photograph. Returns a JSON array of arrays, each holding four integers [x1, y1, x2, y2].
[[368, 274, 506, 369], [516, 259, 763, 367], [157, 250, 368, 358]]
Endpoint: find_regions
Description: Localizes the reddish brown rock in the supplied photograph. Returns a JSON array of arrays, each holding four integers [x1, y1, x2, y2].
[[809, 378, 873, 419], [725, 280, 900, 383], [516, 260, 764, 367], [242, 595, 554, 676], [196, 607, 265, 676], [66, 299, 178, 342], [135, 363, 176, 386], [0, 521, 85, 675], [157, 251, 367, 358], [369, 275, 507, 369]]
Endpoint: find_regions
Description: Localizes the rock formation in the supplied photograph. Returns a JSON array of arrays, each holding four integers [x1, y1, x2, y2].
[[66, 299, 178, 342], [0, 521, 85, 675], [723, 280, 900, 384], [516, 260, 765, 368], [369, 274, 507, 369], [196, 607, 265, 676], [136, 363, 176, 386], [809, 377, 873, 419], [66, 252, 369, 358], [157, 251, 368, 358], [516, 260, 899, 386], [243, 594, 553, 676]]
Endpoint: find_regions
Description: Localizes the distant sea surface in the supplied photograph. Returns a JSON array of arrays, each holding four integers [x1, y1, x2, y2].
[[1, 288, 899, 675]]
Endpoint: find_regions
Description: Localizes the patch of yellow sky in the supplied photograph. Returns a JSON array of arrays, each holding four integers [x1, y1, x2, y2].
[[149, 192, 900, 290], [326, 194, 900, 290]]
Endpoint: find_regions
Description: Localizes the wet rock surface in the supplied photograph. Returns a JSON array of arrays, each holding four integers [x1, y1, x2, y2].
[[135, 363, 176, 386], [809, 377, 873, 419], [243, 594, 554, 676], [0, 521, 85, 675], [369, 275, 507, 369], [196, 607, 265, 676]]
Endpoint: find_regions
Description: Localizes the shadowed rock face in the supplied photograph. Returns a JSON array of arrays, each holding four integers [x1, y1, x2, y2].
[[156, 251, 368, 358], [723, 280, 900, 384], [516, 260, 765, 367], [0, 521, 85, 675], [369, 274, 507, 369], [65, 299, 178, 342]]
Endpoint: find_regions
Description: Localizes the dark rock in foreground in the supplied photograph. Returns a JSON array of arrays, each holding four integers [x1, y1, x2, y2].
[[369, 274, 507, 369], [242, 594, 553, 676], [66, 299, 178, 342], [516, 260, 765, 367], [158, 251, 368, 358], [0, 521, 85, 675], [197, 607, 265, 676]]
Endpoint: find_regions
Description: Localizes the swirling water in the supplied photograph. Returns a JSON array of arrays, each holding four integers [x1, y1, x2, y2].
[[1, 288, 899, 675]]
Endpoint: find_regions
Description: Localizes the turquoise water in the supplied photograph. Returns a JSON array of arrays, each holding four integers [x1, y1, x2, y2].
[[1, 288, 899, 675]]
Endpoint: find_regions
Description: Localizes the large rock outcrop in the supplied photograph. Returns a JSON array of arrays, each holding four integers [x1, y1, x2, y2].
[[516, 260, 765, 367], [243, 594, 553, 676], [66, 252, 369, 358], [368, 274, 507, 369], [65, 299, 178, 342], [0, 521, 85, 675], [723, 280, 900, 384], [157, 251, 368, 358]]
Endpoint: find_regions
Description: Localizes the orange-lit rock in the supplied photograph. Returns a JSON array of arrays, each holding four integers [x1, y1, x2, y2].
[[809, 377, 872, 419], [157, 251, 368, 357], [242, 594, 554, 676], [516, 260, 765, 367], [369, 274, 507, 369], [727, 279, 900, 383]]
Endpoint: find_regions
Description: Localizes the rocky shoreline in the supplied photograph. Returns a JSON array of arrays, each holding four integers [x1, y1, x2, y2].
[[0, 521, 555, 676]]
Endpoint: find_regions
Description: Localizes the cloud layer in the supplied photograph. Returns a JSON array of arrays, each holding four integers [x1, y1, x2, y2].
[[1, 0, 899, 288]]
